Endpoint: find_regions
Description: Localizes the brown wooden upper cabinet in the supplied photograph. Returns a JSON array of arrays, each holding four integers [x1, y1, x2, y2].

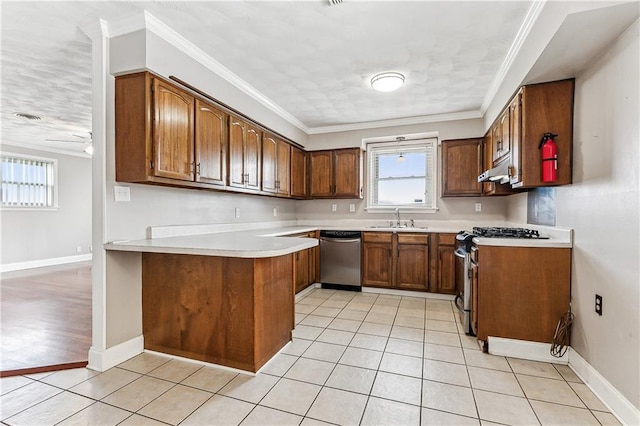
[[262, 133, 290, 196], [509, 79, 574, 188], [115, 72, 227, 188], [493, 108, 511, 164], [290, 146, 308, 198], [229, 115, 261, 191], [310, 148, 363, 199], [481, 130, 518, 196], [195, 99, 227, 186], [448, 79, 574, 195], [441, 138, 483, 197]]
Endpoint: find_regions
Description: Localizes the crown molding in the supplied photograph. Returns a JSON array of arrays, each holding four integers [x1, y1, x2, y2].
[[307, 110, 483, 135], [480, 0, 547, 116]]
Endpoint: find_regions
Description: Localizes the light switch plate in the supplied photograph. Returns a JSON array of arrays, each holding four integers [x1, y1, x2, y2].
[[475, 202, 482, 212], [273, 208, 278, 217], [349, 203, 356, 212], [235, 207, 241, 218], [332, 203, 337, 212], [114, 186, 130, 202]]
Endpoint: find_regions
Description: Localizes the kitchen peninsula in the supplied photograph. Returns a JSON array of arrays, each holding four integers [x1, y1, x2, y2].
[[105, 226, 318, 373]]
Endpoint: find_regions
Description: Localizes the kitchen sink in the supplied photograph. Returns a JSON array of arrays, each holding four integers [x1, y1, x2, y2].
[[366, 226, 428, 231]]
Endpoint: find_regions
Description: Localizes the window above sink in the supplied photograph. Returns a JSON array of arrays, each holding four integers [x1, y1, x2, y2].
[[364, 134, 438, 214]]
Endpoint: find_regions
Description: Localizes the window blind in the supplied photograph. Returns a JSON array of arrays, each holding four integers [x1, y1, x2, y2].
[[1, 155, 55, 207]]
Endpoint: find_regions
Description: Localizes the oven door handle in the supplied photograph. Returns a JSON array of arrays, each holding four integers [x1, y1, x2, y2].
[[454, 294, 465, 312], [454, 248, 467, 259]]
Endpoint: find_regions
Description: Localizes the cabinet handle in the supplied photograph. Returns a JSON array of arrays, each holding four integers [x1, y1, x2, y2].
[[196, 163, 201, 176], [244, 173, 249, 184], [497, 140, 502, 151]]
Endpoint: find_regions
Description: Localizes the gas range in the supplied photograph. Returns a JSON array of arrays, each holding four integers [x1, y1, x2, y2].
[[471, 227, 549, 239]]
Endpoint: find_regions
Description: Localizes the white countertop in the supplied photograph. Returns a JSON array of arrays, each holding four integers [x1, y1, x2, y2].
[[104, 226, 319, 258], [104, 221, 573, 257]]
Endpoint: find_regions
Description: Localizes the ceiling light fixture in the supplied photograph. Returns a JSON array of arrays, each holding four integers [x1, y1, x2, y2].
[[371, 72, 405, 92]]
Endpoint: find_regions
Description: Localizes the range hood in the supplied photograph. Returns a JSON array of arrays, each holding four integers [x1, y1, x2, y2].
[[478, 160, 510, 184]]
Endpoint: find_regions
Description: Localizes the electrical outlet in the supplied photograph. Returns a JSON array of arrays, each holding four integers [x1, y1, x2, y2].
[[332, 203, 337, 212], [273, 207, 278, 217], [76, 246, 82, 253], [349, 203, 356, 212], [234, 207, 240, 218], [595, 294, 603, 316], [475, 202, 482, 212]]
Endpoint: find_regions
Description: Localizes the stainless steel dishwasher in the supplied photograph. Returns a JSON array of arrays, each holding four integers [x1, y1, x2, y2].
[[319, 230, 362, 291]]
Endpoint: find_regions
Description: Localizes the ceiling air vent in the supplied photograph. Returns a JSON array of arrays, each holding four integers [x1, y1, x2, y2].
[[328, 0, 343, 5], [15, 112, 41, 120]]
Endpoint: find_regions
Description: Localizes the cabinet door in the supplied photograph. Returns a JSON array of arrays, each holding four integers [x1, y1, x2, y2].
[[276, 139, 291, 196], [152, 79, 194, 181], [290, 146, 307, 198], [441, 138, 482, 196], [310, 151, 333, 197], [228, 116, 246, 188], [245, 125, 262, 191], [195, 99, 226, 186], [334, 149, 361, 198], [261, 133, 278, 193], [396, 243, 429, 291], [362, 242, 393, 288], [295, 249, 310, 293], [437, 245, 456, 294], [509, 90, 522, 185], [493, 109, 510, 163]]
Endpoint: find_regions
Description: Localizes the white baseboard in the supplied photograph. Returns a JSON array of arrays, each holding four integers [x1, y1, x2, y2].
[[87, 335, 144, 372], [569, 349, 640, 426], [1, 254, 93, 273], [362, 286, 455, 300], [488, 336, 569, 364]]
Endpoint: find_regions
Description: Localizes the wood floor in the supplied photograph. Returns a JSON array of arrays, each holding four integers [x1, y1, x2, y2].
[[0, 262, 92, 376]]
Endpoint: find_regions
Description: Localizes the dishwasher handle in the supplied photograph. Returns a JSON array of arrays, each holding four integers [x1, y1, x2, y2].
[[320, 237, 362, 244]]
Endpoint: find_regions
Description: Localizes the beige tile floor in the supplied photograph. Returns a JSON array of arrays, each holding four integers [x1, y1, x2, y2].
[[0, 288, 622, 426]]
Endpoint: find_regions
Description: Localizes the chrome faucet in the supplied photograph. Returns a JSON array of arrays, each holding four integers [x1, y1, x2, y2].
[[395, 208, 401, 228]]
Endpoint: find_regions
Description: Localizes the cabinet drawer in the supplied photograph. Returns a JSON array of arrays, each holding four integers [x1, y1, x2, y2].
[[363, 232, 392, 243], [397, 233, 429, 244], [437, 233, 456, 246]]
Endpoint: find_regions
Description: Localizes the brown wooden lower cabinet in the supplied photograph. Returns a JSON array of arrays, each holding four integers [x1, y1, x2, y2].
[[142, 252, 294, 372], [476, 245, 571, 344], [362, 232, 429, 292], [435, 234, 457, 294], [291, 231, 319, 294]]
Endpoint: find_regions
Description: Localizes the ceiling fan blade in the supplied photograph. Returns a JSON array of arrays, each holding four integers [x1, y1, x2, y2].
[[45, 139, 87, 143]]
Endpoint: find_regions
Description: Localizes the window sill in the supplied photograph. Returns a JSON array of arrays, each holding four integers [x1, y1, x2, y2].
[[365, 206, 439, 214], [1, 207, 59, 211]]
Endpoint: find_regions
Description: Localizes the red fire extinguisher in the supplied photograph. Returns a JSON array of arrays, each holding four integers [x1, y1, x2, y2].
[[539, 132, 558, 183]]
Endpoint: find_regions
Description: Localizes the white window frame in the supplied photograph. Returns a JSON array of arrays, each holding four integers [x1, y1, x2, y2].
[[365, 136, 438, 213], [1, 152, 59, 210]]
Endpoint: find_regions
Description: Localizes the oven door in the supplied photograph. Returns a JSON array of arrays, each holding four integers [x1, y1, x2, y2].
[[470, 246, 479, 336], [454, 247, 474, 335]]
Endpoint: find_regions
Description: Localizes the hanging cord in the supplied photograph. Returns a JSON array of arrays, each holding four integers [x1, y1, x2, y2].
[[551, 306, 574, 357]]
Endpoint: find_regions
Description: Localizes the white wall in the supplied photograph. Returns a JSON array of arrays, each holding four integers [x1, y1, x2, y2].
[[0, 145, 92, 266], [508, 20, 639, 411], [299, 118, 509, 223]]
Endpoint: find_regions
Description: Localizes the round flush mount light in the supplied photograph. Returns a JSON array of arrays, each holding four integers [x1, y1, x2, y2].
[[370, 72, 405, 92]]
